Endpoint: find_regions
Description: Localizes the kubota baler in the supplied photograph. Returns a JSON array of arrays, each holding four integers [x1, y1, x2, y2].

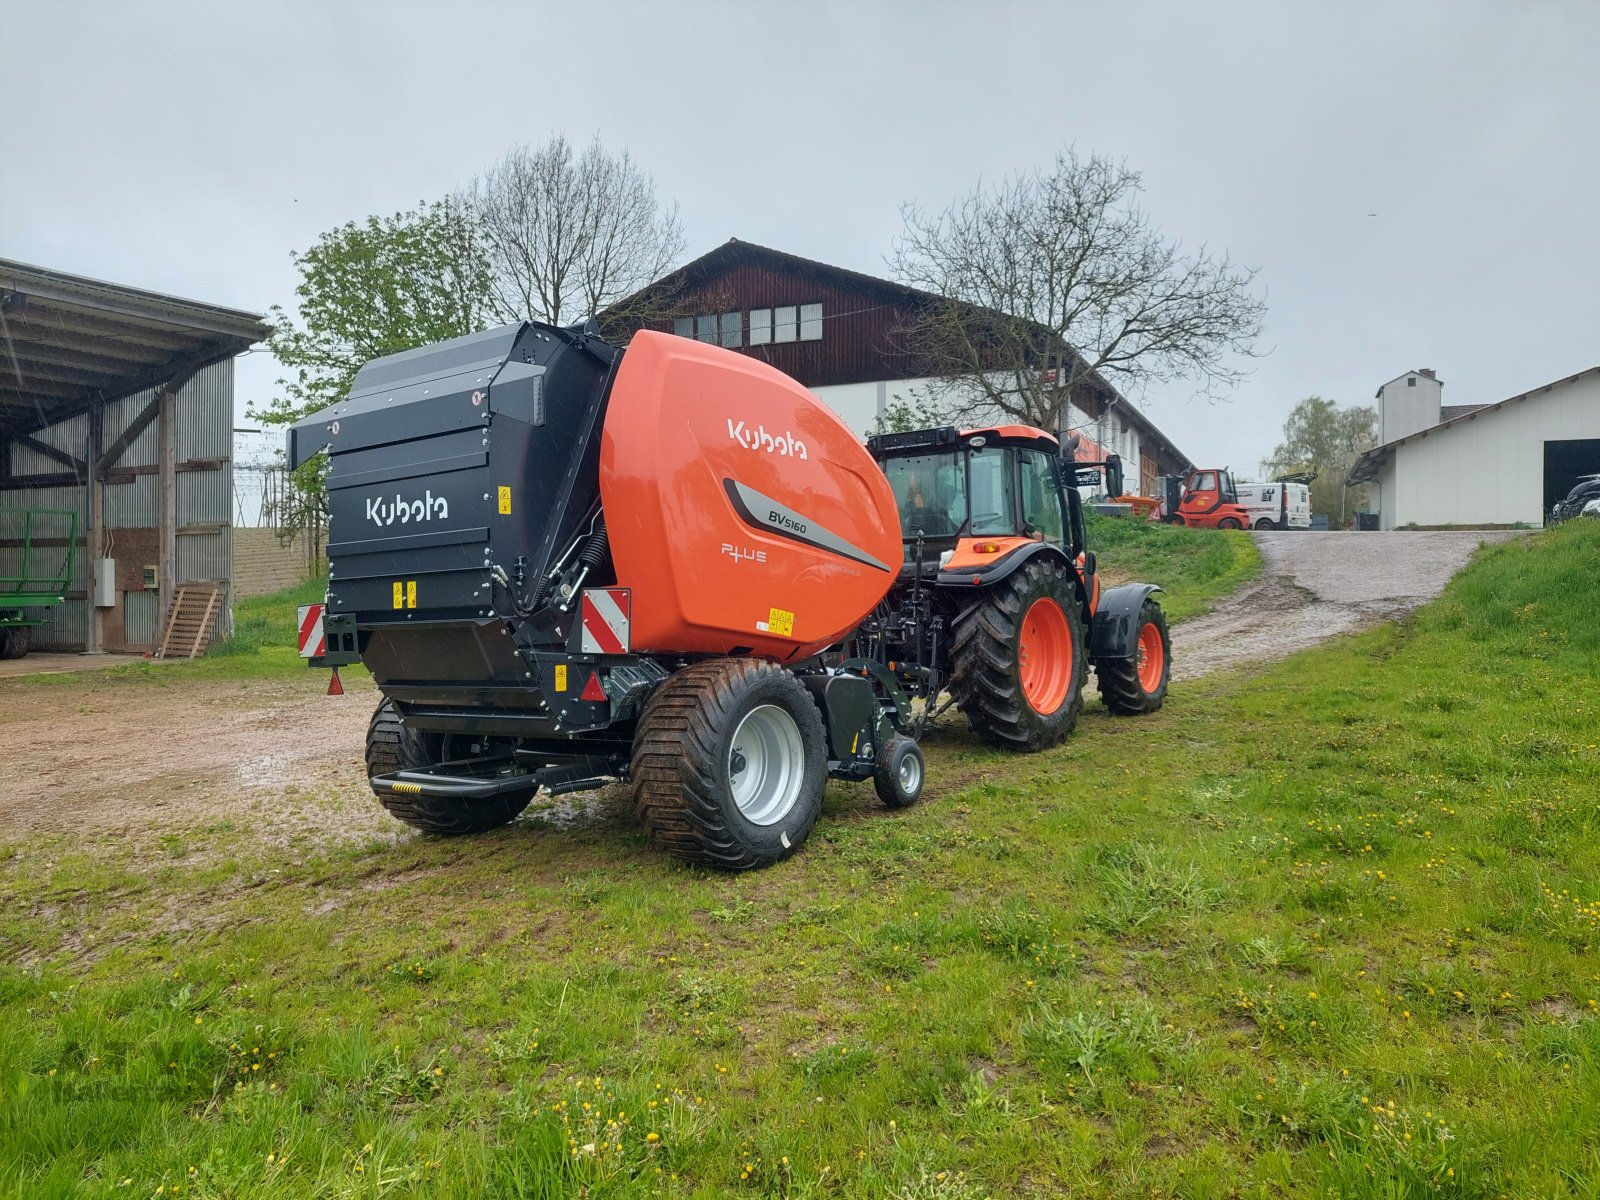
[[289, 320, 1169, 870]]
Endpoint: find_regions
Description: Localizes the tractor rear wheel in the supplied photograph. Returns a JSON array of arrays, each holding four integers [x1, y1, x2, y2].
[[1095, 600, 1170, 716], [0, 627, 30, 659], [365, 699, 530, 835], [950, 557, 1086, 752], [1218, 517, 1243, 530], [631, 658, 826, 871]]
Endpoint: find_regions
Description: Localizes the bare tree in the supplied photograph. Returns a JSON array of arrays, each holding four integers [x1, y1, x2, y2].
[[890, 149, 1267, 432], [463, 134, 686, 330]]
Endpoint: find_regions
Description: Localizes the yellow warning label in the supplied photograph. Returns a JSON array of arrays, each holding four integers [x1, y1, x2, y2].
[[406, 580, 417, 609], [767, 606, 795, 638], [392, 581, 404, 609], [498, 486, 512, 515], [554, 664, 568, 692]]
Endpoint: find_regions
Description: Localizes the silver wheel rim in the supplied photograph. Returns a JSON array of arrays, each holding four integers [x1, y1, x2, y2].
[[728, 704, 805, 825], [896, 749, 922, 796]]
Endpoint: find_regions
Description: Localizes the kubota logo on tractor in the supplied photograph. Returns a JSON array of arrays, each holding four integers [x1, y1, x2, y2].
[[366, 491, 449, 527], [728, 419, 808, 459]]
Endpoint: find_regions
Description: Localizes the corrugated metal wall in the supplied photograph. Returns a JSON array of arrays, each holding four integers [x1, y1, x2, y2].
[[2, 359, 234, 650]]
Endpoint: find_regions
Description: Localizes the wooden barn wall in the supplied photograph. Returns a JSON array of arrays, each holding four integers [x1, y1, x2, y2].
[[631, 263, 929, 389]]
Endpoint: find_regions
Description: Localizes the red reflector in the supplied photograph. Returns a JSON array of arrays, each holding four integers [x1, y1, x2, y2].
[[971, 575, 982, 585], [327, 666, 344, 697], [580, 671, 607, 702]]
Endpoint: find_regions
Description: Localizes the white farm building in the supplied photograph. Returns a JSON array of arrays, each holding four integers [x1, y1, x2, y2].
[[1348, 366, 1600, 529]]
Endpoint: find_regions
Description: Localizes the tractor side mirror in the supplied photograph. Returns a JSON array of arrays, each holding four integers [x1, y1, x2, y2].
[[1105, 454, 1124, 499]]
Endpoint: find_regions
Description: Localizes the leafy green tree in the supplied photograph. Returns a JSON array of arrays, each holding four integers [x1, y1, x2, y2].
[[253, 200, 493, 430], [1262, 396, 1378, 527], [870, 393, 949, 436]]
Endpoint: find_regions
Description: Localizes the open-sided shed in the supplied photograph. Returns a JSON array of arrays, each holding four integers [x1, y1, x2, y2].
[[1, 259, 270, 654]]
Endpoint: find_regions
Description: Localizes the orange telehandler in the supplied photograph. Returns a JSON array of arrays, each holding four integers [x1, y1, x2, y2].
[[289, 323, 1170, 870]]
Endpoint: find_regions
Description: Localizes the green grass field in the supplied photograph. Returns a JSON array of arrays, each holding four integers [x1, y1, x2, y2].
[[4, 523, 1598, 1198]]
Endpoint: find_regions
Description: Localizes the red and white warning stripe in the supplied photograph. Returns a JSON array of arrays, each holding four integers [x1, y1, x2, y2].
[[579, 588, 631, 655], [297, 603, 326, 658]]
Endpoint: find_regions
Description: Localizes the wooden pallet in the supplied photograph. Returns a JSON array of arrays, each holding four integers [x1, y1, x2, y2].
[[156, 584, 224, 660]]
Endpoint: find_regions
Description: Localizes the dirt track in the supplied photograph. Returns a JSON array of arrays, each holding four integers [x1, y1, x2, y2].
[[1170, 529, 1521, 679], [0, 531, 1520, 843]]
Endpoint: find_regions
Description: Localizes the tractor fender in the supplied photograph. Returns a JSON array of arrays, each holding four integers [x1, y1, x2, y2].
[[934, 541, 1073, 590], [1089, 583, 1163, 659]]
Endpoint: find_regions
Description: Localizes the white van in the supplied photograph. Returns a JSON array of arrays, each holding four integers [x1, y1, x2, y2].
[[1234, 482, 1312, 530]]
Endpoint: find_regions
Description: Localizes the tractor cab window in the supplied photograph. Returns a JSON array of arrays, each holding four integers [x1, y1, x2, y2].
[[1017, 449, 1065, 544], [883, 451, 966, 539], [1192, 471, 1217, 493], [967, 448, 1016, 536]]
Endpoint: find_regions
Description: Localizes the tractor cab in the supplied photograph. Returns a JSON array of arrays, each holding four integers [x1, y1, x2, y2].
[[867, 424, 1118, 575]]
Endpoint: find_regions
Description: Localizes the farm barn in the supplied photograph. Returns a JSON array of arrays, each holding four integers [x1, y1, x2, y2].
[[1349, 365, 1600, 529], [0, 259, 269, 657]]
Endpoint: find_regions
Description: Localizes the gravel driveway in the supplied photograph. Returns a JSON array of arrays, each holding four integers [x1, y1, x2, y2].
[[1171, 529, 1524, 680]]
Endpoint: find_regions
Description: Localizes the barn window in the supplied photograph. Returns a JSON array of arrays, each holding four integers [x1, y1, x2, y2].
[[1407, 376, 1417, 387], [800, 303, 823, 341], [695, 314, 718, 343], [749, 308, 772, 345], [720, 312, 741, 348], [774, 306, 798, 343], [673, 317, 693, 338]]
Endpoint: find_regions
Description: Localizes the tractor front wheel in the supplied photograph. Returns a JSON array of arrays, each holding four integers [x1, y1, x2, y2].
[[1095, 600, 1171, 716], [366, 699, 530, 835], [631, 659, 827, 870], [950, 557, 1087, 752], [1218, 517, 1243, 530]]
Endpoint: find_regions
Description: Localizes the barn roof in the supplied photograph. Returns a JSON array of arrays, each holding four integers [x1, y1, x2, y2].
[[0, 258, 271, 438]]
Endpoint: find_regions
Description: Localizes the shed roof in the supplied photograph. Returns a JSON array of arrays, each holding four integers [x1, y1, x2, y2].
[[0, 258, 271, 438], [1347, 364, 1600, 484]]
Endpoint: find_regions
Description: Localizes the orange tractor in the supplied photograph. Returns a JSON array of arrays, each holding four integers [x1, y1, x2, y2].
[[1159, 467, 1254, 529], [289, 323, 1169, 870]]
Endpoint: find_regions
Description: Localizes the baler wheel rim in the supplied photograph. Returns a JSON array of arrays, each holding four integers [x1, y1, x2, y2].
[[728, 703, 806, 826], [1017, 596, 1074, 713]]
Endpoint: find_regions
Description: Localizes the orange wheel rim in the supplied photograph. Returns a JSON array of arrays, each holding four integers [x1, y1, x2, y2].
[[1136, 622, 1165, 692], [1018, 597, 1073, 713]]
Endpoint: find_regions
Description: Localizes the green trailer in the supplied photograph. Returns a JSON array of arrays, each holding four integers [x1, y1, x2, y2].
[[0, 508, 78, 660]]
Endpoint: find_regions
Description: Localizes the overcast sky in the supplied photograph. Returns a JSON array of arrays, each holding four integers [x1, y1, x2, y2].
[[5, 0, 1597, 476]]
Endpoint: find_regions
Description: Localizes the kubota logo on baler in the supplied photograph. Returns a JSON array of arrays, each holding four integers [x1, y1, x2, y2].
[[366, 491, 449, 527], [728, 419, 807, 459]]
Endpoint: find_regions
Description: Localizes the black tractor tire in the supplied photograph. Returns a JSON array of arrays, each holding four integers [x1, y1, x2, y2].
[[1162, 514, 1185, 526], [949, 556, 1087, 752], [1095, 599, 1171, 716], [874, 736, 925, 809], [631, 658, 827, 871], [365, 699, 530, 835], [0, 627, 30, 660], [1253, 518, 1278, 531], [1218, 517, 1243, 530]]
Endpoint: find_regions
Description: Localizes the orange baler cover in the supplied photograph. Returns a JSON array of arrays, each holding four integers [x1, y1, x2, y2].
[[599, 332, 904, 659]]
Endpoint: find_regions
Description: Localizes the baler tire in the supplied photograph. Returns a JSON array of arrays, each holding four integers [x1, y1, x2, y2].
[[1095, 599, 1171, 716], [949, 556, 1086, 752], [630, 658, 826, 871], [874, 736, 925, 809], [0, 627, 30, 659], [365, 699, 529, 836]]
